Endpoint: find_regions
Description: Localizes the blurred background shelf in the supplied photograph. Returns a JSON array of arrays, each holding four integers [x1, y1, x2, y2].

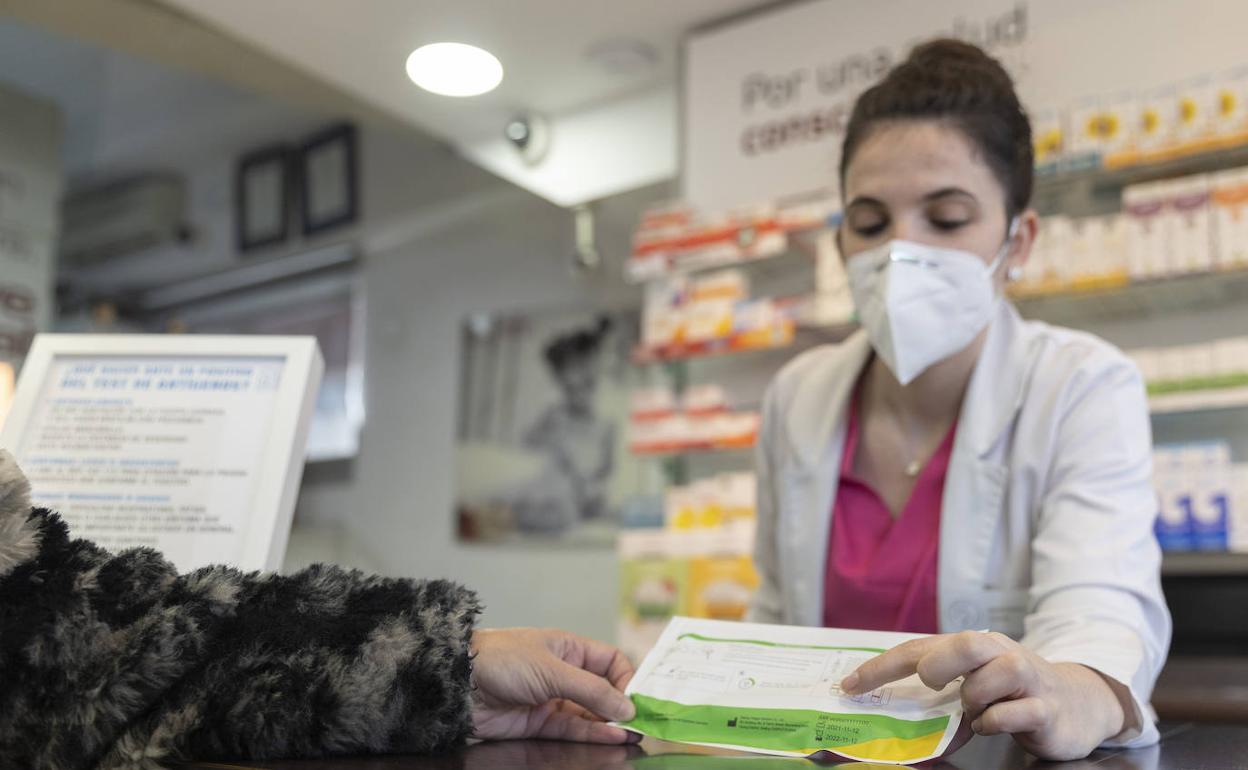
[[632, 318, 854, 366], [1033, 142, 1248, 218], [1014, 266, 1248, 325], [1151, 386, 1248, 415], [1162, 551, 1248, 576], [630, 443, 755, 459], [1154, 655, 1248, 723], [632, 330, 795, 364], [625, 224, 828, 284]]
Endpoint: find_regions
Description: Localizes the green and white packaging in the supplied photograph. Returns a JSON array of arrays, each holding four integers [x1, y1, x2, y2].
[[618, 617, 963, 764]]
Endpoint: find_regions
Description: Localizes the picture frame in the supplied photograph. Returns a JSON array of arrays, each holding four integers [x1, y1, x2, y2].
[[298, 123, 358, 237], [455, 306, 645, 547], [234, 144, 291, 253]]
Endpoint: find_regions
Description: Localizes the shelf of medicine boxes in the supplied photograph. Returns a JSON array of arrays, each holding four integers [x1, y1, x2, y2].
[[624, 208, 833, 284], [1017, 142, 1248, 324], [1149, 383, 1248, 415], [1031, 140, 1248, 217], [627, 214, 855, 363], [631, 312, 856, 365], [630, 439, 757, 459]]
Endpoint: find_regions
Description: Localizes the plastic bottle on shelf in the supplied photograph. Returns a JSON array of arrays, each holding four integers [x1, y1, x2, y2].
[[682, 384, 728, 414], [1044, 216, 1076, 291], [1068, 95, 1109, 169], [1213, 337, 1248, 382], [723, 472, 757, 525], [630, 386, 677, 421], [665, 486, 697, 530], [1032, 107, 1066, 173], [1174, 77, 1221, 156], [1123, 181, 1172, 279], [1210, 168, 1248, 270], [1128, 347, 1160, 389], [683, 298, 735, 345], [1179, 343, 1217, 390], [1101, 93, 1141, 168], [642, 276, 687, 350], [1132, 87, 1170, 161], [1154, 446, 1195, 551], [1099, 213, 1131, 285], [690, 269, 749, 304], [1232, 464, 1248, 553], [1167, 175, 1213, 275], [1186, 442, 1232, 551], [1213, 68, 1248, 148]]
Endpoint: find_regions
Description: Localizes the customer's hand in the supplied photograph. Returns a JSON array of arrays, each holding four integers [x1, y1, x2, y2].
[[470, 627, 639, 744], [841, 631, 1127, 761]]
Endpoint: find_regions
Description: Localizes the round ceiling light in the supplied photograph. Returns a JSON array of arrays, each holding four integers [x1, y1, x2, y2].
[[405, 42, 503, 97]]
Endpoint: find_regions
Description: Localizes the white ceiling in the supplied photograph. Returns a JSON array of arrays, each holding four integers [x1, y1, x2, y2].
[[157, 0, 770, 201], [0, 18, 320, 186], [0, 17, 338, 296]]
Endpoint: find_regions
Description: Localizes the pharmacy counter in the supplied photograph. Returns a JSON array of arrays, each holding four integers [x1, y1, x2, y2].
[[184, 722, 1247, 769]]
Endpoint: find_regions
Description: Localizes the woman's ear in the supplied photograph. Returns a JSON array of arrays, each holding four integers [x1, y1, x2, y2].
[[1006, 209, 1040, 280]]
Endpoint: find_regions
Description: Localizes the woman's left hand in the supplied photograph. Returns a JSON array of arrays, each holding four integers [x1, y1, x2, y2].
[[470, 628, 639, 744], [841, 631, 1126, 761]]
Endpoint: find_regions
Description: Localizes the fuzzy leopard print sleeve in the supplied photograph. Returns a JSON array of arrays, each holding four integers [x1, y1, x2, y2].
[[0, 451, 481, 770]]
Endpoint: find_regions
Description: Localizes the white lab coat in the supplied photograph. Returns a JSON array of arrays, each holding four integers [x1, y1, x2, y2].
[[748, 302, 1171, 748]]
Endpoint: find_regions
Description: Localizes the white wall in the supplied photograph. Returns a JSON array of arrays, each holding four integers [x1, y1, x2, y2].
[[0, 81, 61, 370], [285, 125, 664, 642], [0, 17, 373, 298]]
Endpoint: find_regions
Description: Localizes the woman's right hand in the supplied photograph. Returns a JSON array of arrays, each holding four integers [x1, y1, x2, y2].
[[842, 631, 1127, 761]]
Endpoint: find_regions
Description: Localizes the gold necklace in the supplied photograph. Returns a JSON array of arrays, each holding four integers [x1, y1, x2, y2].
[[898, 409, 926, 478]]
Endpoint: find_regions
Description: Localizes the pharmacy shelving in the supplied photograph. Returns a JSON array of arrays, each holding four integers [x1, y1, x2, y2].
[[625, 226, 827, 284], [1034, 142, 1248, 210], [630, 443, 756, 459], [632, 314, 855, 365], [1150, 386, 1248, 415], [627, 145, 1248, 555], [1018, 140, 1248, 330], [632, 324, 795, 365], [1162, 551, 1248, 577], [625, 202, 834, 284], [1014, 264, 1248, 325]]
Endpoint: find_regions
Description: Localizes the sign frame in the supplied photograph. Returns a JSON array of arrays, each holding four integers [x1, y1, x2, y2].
[[0, 333, 324, 572]]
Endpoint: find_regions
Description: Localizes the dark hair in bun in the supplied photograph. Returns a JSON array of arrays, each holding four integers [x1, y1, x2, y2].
[[840, 38, 1033, 217], [543, 315, 612, 373]]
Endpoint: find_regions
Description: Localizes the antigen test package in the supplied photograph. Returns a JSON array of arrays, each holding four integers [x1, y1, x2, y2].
[[618, 617, 964, 764]]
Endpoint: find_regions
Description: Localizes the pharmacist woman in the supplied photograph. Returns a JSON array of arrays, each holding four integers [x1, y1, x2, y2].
[[748, 40, 1171, 762]]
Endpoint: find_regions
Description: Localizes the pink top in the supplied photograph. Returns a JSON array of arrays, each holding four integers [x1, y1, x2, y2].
[[821, 393, 957, 634]]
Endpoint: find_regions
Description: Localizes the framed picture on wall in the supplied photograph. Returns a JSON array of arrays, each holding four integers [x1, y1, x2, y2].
[[455, 306, 646, 547], [235, 144, 291, 253], [298, 123, 358, 236]]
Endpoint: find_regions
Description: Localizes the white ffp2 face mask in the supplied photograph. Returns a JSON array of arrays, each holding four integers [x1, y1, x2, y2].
[[846, 220, 1018, 386]]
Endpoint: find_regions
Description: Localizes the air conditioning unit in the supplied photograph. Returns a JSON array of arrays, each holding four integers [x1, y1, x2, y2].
[[59, 174, 187, 267]]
